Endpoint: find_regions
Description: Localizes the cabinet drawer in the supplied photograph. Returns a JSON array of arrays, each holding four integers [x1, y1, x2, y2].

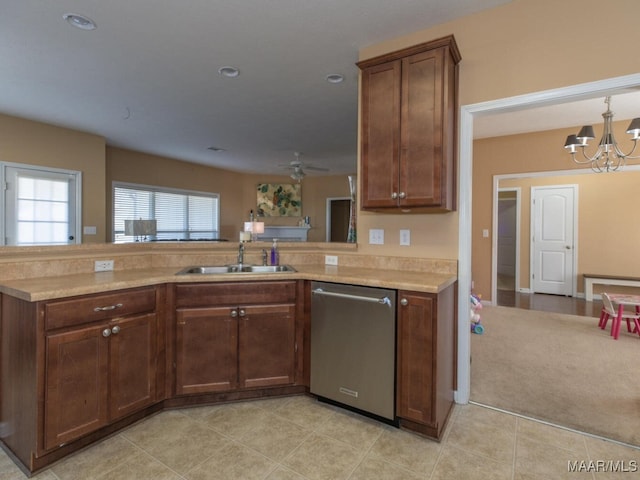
[[175, 281, 296, 308], [45, 287, 156, 330]]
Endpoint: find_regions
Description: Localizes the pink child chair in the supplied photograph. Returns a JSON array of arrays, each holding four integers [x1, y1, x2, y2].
[[599, 293, 640, 340]]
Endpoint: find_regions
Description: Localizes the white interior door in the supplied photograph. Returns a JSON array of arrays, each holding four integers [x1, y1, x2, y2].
[[531, 185, 577, 296]]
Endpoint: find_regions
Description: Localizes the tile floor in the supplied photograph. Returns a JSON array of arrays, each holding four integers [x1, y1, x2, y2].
[[2, 396, 639, 480]]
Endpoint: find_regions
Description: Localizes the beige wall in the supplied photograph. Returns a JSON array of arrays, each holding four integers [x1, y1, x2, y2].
[[106, 147, 245, 240], [107, 149, 352, 242], [358, 0, 638, 260], [239, 174, 352, 243], [472, 122, 640, 300], [0, 113, 106, 242]]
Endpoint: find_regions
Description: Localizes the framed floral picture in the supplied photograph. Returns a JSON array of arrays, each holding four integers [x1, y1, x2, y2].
[[257, 183, 302, 217]]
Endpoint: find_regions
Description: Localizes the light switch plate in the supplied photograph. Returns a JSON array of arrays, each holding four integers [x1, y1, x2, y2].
[[369, 229, 384, 245]]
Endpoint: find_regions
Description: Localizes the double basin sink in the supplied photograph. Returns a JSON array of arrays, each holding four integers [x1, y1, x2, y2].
[[176, 264, 296, 275]]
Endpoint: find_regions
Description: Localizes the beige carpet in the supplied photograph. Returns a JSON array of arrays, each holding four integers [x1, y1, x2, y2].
[[471, 305, 640, 446]]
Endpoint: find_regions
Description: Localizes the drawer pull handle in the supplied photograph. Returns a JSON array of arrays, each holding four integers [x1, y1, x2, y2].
[[94, 303, 123, 312]]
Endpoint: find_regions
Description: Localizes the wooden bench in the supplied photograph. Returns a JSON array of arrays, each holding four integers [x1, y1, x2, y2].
[[583, 274, 640, 301]]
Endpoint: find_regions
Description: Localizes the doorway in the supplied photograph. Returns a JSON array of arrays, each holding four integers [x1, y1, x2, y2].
[[325, 197, 350, 242], [457, 72, 640, 404], [497, 189, 519, 294]]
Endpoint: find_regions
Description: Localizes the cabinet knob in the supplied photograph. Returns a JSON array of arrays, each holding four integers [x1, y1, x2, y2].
[[111, 325, 121, 335], [230, 309, 238, 318], [102, 328, 112, 337], [238, 309, 246, 317], [391, 192, 398, 199], [398, 192, 406, 199], [400, 298, 409, 306]]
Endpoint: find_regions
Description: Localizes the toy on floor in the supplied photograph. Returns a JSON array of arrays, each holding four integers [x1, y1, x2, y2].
[[470, 293, 484, 334]]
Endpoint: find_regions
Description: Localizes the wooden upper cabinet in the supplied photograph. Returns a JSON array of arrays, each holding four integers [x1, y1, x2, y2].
[[358, 35, 460, 213]]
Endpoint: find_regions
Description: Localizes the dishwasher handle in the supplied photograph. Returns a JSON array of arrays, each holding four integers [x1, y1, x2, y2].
[[311, 288, 392, 307]]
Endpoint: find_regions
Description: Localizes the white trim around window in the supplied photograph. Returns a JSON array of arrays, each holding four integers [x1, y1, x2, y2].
[[0, 161, 82, 246]]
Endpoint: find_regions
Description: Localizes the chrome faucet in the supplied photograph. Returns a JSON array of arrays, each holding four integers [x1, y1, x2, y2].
[[237, 242, 245, 265]]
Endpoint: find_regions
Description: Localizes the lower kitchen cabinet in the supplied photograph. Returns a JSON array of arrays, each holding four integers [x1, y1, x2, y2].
[[174, 281, 299, 396], [176, 306, 238, 394], [44, 312, 158, 450], [396, 283, 457, 439], [0, 286, 164, 471]]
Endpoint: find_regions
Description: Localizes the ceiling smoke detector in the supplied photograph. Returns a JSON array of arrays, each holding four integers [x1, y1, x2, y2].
[[326, 74, 344, 84]]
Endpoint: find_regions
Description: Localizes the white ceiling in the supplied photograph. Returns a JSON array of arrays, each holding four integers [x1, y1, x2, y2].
[[3, 1, 639, 177], [474, 90, 640, 140]]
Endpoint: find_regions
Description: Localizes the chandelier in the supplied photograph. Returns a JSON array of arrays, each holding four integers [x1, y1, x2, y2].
[[564, 96, 640, 172]]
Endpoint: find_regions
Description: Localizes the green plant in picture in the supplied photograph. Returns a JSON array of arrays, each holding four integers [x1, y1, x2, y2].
[[257, 183, 302, 217]]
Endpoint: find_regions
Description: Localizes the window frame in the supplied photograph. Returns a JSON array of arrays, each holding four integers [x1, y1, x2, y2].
[[0, 161, 82, 246], [112, 181, 220, 242]]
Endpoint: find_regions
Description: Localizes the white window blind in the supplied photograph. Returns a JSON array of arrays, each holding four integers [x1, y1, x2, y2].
[[113, 182, 219, 242]]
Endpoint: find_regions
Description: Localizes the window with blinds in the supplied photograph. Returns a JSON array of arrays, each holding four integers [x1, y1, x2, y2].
[[113, 182, 219, 242]]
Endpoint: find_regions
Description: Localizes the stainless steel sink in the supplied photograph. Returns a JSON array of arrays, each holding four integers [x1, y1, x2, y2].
[[246, 265, 295, 273], [176, 264, 296, 275]]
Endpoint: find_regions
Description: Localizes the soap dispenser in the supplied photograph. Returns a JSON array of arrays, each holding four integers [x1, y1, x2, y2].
[[270, 239, 279, 266]]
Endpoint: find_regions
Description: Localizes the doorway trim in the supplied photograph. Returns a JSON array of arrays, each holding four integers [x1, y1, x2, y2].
[[456, 72, 640, 405], [325, 196, 351, 242], [493, 187, 521, 298]]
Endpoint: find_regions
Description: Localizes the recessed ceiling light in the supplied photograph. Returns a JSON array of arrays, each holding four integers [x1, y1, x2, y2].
[[326, 74, 344, 84], [218, 66, 239, 78], [63, 13, 97, 30]]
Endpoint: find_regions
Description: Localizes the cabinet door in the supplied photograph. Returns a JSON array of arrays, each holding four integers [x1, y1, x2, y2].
[[396, 291, 435, 425], [175, 307, 238, 394], [44, 324, 109, 450], [400, 48, 445, 208], [109, 313, 157, 420], [238, 304, 296, 389], [360, 60, 401, 209]]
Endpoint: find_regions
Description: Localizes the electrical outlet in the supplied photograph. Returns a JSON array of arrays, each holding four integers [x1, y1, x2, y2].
[[325, 255, 338, 266], [94, 260, 114, 272], [399, 229, 411, 246], [368, 229, 384, 245]]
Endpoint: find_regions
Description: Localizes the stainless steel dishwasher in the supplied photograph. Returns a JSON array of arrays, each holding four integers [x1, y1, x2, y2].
[[310, 281, 397, 423]]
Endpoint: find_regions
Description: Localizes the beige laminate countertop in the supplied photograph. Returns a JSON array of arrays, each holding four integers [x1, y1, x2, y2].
[[0, 264, 457, 302]]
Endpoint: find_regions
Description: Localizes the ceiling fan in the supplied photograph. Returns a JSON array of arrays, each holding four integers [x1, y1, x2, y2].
[[279, 152, 329, 182]]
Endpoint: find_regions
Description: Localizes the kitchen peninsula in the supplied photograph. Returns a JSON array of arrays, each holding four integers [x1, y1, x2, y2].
[[0, 242, 457, 475]]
